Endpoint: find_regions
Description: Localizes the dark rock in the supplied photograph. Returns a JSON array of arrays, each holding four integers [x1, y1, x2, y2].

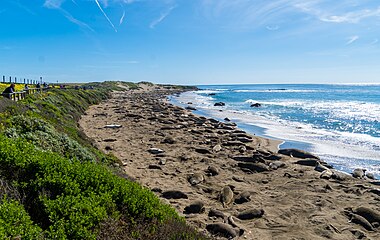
[[214, 102, 225, 107], [238, 162, 269, 172], [250, 103, 261, 108], [234, 191, 251, 204], [208, 209, 226, 219], [237, 209, 264, 220], [278, 148, 320, 159], [184, 201, 205, 214], [208, 93, 216, 96], [103, 138, 117, 142], [206, 223, 237, 238], [105, 146, 113, 151], [224, 117, 231, 122], [161, 190, 188, 199]]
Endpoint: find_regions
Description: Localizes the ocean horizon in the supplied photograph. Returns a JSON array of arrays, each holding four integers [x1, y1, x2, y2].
[[171, 83, 380, 179]]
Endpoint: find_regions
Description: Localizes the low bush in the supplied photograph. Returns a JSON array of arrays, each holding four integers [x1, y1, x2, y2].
[[0, 198, 42, 239], [0, 135, 179, 239]]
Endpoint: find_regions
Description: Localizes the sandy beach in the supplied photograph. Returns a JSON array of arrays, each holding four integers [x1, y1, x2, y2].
[[79, 85, 380, 240]]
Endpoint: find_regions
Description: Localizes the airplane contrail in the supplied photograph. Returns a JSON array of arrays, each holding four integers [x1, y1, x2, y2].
[[120, 10, 125, 25], [94, 0, 117, 32]]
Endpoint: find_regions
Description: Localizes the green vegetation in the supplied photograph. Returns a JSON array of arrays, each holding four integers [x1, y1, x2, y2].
[[0, 82, 207, 239]]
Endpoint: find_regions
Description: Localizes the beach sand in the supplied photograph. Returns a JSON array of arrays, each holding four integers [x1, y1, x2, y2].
[[79, 84, 380, 239]]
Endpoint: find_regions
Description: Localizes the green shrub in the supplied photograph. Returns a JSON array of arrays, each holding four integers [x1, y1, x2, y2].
[[5, 115, 96, 162], [0, 198, 42, 239], [0, 135, 179, 239]]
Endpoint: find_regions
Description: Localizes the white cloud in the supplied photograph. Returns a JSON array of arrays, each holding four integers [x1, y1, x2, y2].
[[346, 35, 359, 45], [201, 0, 380, 28], [296, 4, 380, 24], [150, 5, 176, 29], [44, 0, 65, 9]]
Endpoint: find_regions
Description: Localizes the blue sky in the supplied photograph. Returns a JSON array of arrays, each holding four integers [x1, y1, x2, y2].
[[1, 0, 380, 84]]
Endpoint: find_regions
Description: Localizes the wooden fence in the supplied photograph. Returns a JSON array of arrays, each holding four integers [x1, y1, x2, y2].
[[1, 75, 41, 85]]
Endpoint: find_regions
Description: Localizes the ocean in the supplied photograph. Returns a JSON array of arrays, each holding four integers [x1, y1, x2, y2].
[[170, 84, 380, 179]]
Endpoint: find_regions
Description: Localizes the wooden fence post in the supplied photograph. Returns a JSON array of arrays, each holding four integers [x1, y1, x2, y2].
[[9, 76, 11, 83], [2, 76, 4, 83]]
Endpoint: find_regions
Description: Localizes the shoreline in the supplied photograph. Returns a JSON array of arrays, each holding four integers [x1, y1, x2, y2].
[[171, 90, 380, 179], [79, 85, 380, 239]]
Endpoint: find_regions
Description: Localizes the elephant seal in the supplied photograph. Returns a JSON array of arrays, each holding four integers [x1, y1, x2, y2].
[[236, 208, 265, 220], [188, 173, 204, 185], [206, 223, 237, 238], [207, 165, 219, 176], [350, 213, 374, 231], [352, 169, 366, 179], [184, 201, 205, 214], [220, 186, 234, 207], [234, 191, 251, 204]]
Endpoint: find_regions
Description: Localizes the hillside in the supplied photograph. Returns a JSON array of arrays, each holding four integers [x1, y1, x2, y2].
[[0, 82, 205, 239]]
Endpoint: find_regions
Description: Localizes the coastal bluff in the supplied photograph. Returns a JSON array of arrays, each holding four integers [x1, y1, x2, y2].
[[80, 84, 380, 240]]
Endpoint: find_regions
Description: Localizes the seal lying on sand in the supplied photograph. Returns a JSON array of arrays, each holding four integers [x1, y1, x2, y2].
[[188, 173, 204, 185], [220, 186, 234, 207]]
